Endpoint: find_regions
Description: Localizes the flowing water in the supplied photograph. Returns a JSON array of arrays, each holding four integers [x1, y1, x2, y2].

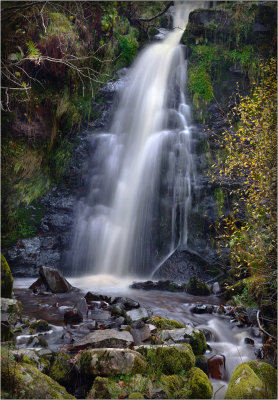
[[69, 2, 206, 278]]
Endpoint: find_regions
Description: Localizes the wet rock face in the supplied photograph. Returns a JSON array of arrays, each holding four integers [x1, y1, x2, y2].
[[152, 248, 214, 282]]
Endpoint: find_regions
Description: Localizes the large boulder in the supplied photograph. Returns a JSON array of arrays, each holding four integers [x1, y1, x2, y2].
[[30, 266, 73, 293], [71, 329, 134, 351], [186, 277, 211, 296], [146, 344, 195, 375], [225, 361, 277, 399], [1, 348, 75, 399], [79, 348, 147, 376]]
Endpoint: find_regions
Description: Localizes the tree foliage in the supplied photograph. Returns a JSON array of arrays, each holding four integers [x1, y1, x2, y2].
[[210, 59, 277, 320]]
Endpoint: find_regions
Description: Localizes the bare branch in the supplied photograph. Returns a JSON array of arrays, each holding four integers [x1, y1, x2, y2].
[[137, 2, 173, 23]]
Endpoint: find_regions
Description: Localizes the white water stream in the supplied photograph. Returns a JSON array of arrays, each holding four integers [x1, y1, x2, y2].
[[70, 2, 206, 277]]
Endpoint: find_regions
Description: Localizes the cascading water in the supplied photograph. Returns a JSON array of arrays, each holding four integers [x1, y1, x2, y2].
[[70, 2, 205, 278]]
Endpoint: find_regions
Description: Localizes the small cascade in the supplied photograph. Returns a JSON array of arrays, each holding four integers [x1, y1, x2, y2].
[[70, 2, 206, 277]]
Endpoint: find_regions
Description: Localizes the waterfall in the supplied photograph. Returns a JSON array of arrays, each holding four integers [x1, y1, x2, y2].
[[69, 1, 205, 278]]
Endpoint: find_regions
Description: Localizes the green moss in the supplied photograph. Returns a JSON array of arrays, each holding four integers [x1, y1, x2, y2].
[[48, 12, 74, 37], [30, 319, 50, 332], [131, 356, 146, 375], [147, 344, 195, 375], [151, 318, 186, 330], [160, 375, 188, 399], [188, 331, 207, 356], [186, 277, 211, 296], [90, 377, 110, 399], [128, 392, 144, 399], [1, 255, 13, 298], [225, 361, 277, 399], [49, 354, 73, 389], [21, 355, 38, 367], [186, 367, 213, 399]]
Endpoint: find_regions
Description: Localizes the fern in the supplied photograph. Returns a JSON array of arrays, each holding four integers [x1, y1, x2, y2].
[[26, 40, 41, 59]]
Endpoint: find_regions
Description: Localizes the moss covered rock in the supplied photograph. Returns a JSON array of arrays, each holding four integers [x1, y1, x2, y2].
[[225, 361, 277, 399], [147, 344, 195, 375], [49, 353, 75, 391], [151, 318, 186, 330], [1, 347, 75, 399], [128, 392, 144, 399], [188, 330, 207, 355], [89, 377, 110, 399], [186, 367, 213, 399], [1, 255, 13, 298], [186, 277, 211, 296], [160, 368, 212, 399]]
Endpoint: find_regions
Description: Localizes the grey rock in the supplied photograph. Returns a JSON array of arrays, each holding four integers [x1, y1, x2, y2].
[[159, 327, 194, 343], [83, 348, 146, 375], [1, 298, 22, 324], [131, 322, 151, 345], [126, 307, 149, 322], [72, 329, 134, 350], [212, 282, 221, 294]]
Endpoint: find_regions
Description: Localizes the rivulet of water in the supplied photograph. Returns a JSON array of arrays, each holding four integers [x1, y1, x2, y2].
[[70, 2, 206, 277]]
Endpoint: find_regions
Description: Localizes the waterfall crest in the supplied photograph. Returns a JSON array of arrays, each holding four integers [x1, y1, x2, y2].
[[70, 2, 205, 277]]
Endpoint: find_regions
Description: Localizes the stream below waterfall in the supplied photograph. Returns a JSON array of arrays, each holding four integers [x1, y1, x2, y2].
[[14, 276, 261, 399]]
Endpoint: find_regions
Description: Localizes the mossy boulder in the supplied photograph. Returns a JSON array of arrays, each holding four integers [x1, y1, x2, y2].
[[225, 361, 277, 399], [160, 368, 212, 399], [1, 255, 13, 298], [89, 377, 110, 399], [1, 298, 22, 325], [147, 344, 195, 375], [160, 374, 190, 399], [188, 330, 207, 355], [1, 347, 75, 399], [186, 277, 211, 296], [78, 348, 147, 376], [186, 367, 213, 399], [151, 318, 186, 330], [30, 319, 50, 332]]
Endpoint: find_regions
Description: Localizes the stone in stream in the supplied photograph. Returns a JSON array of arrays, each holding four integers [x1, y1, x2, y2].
[[29, 266, 74, 293], [207, 354, 226, 380], [112, 296, 140, 310], [126, 307, 149, 321], [79, 348, 146, 375], [69, 328, 134, 350]]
